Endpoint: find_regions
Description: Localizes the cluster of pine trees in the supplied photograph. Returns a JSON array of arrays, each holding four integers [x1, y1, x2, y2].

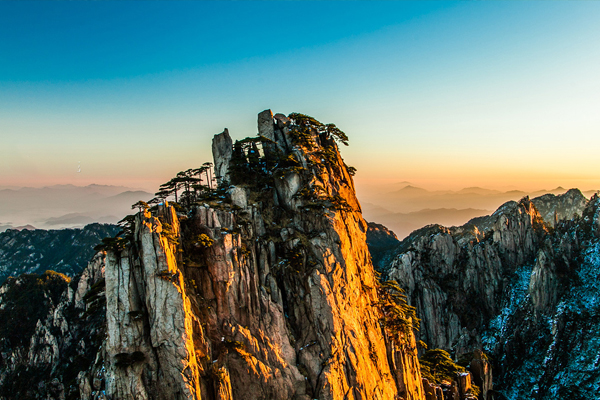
[[153, 163, 215, 208]]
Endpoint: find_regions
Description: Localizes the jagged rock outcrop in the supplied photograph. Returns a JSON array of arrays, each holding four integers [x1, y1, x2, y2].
[[387, 198, 546, 356], [468, 350, 492, 400], [382, 190, 599, 399], [212, 129, 233, 185], [102, 111, 425, 400], [0, 252, 107, 400], [531, 188, 587, 227]]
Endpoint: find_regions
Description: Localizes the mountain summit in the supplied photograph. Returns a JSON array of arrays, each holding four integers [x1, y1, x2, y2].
[[0, 111, 426, 400], [101, 110, 425, 399]]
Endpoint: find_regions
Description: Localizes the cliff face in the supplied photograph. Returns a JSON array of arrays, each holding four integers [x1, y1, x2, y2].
[[388, 198, 546, 354], [102, 110, 424, 400], [0, 253, 107, 400], [384, 189, 597, 399]]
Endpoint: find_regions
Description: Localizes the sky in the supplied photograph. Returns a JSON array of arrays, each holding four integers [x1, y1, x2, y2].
[[1, 1, 600, 195]]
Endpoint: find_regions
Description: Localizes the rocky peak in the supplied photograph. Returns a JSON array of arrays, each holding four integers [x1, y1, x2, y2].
[[531, 188, 587, 227], [101, 110, 425, 400], [380, 189, 600, 399], [383, 197, 551, 400], [212, 128, 233, 186]]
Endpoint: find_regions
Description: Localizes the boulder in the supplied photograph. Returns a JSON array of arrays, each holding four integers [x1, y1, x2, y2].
[[212, 128, 233, 185]]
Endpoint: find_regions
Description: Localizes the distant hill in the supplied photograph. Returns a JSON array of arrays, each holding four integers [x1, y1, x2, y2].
[[373, 185, 529, 213], [366, 222, 401, 270], [360, 186, 597, 239], [0, 223, 119, 285], [0, 184, 152, 230], [456, 187, 502, 195], [362, 204, 491, 239], [359, 185, 592, 214]]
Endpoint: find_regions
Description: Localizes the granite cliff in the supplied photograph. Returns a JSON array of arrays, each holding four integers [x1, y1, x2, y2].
[[383, 189, 598, 399], [3, 111, 595, 400], [0, 110, 430, 400], [100, 110, 426, 400]]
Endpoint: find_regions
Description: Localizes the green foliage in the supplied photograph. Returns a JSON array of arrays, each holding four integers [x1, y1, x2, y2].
[[419, 349, 465, 385], [132, 200, 149, 212], [118, 214, 136, 236], [376, 277, 420, 345], [153, 164, 216, 209], [457, 350, 490, 368], [94, 214, 136, 252], [195, 233, 214, 248], [286, 247, 305, 273], [288, 113, 349, 147], [296, 184, 353, 213], [94, 236, 129, 252], [43, 270, 71, 284], [316, 146, 339, 166], [229, 137, 276, 187], [287, 113, 319, 149], [223, 339, 245, 353], [81, 280, 107, 319], [0, 271, 71, 347], [82, 278, 105, 304], [273, 153, 306, 178], [324, 123, 349, 146]]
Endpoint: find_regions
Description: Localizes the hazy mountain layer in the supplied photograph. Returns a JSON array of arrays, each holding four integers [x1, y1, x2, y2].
[[363, 204, 491, 240], [360, 185, 595, 240], [0, 184, 152, 230], [361, 185, 595, 215]]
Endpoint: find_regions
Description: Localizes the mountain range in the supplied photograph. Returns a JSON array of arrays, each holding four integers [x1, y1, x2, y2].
[[0, 223, 119, 285], [0, 184, 152, 231], [0, 111, 599, 400], [361, 185, 598, 239]]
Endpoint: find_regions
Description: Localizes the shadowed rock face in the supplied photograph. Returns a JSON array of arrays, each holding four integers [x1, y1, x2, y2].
[[212, 129, 233, 186], [383, 191, 600, 400], [0, 253, 107, 399], [531, 188, 587, 228], [102, 111, 425, 400], [366, 221, 401, 270]]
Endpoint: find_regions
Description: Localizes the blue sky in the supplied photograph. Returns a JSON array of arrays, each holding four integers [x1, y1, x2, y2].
[[1, 1, 599, 193]]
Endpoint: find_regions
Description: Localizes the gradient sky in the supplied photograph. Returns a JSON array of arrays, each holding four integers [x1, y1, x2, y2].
[[1, 1, 599, 195]]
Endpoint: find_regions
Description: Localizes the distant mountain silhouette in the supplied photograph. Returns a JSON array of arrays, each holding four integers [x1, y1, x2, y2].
[[360, 185, 597, 239], [362, 203, 490, 239], [0, 184, 153, 229], [44, 213, 95, 226], [456, 187, 502, 195]]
